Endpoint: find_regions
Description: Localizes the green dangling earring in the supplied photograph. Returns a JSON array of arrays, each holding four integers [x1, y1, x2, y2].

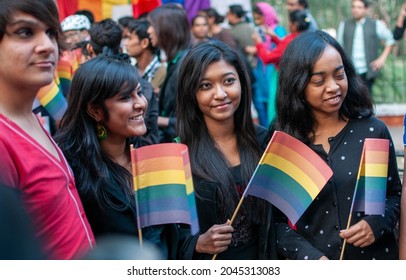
[[97, 122, 107, 141]]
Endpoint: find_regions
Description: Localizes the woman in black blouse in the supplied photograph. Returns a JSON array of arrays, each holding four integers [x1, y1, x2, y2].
[[176, 40, 276, 259], [273, 30, 401, 260], [55, 54, 185, 259]]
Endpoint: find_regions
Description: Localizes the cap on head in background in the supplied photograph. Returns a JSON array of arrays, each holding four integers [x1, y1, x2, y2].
[[61, 14, 91, 32]]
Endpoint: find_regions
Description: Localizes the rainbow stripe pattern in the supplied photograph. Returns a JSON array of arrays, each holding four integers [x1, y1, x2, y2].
[[57, 50, 82, 96], [36, 73, 67, 121], [245, 131, 333, 225], [353, 139, 389, 215], [130, 143, 199, 235]]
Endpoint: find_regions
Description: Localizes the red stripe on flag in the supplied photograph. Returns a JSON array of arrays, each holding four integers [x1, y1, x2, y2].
[[364, 138, 389, 152], [132, 143, 187, 161]]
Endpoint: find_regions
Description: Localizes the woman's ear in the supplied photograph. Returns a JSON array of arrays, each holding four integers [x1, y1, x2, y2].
[[86, 43, 96, 58], [87, 104, 103, 122]]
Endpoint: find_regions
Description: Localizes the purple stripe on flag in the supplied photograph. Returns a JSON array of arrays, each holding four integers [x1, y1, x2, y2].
[[138, 210, 191, 228], [365, 202, 386, 215], [248, 185, 300, 224], [354, 176, 387, 215], [187, 193, 199, 235], [138, 196, 189, 216]]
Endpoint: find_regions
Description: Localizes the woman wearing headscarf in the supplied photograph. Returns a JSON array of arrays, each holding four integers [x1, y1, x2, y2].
[[248, 2, 287, 126]]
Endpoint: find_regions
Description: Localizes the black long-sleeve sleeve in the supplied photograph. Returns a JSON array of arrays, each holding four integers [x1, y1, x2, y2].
[[393, 19, 406, 40]]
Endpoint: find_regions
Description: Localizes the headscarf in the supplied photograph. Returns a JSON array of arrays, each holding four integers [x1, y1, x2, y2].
[[255, 2, 279, 30]]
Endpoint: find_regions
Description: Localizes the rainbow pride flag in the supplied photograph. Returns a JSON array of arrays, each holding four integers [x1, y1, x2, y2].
[[244, 131, 333, 225], [57, 49, 82, 96], [36, 73, 67, 121], [130, 143, 199, 235], [353, 139, 389, 215]]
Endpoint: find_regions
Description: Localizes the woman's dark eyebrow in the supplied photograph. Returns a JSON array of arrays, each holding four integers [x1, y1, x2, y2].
[[311, 65, 344, 76], [9, 18, 40, 27]]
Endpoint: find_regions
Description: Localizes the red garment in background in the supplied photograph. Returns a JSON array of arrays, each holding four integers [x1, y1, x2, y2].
[[132, 0, 161, 18], [256, 32, 300, 69], [56, 0, 162, 22], [57, 0, 78, 21]]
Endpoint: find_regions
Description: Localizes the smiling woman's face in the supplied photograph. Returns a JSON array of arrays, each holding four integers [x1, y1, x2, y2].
[[196, 59, 241, 126], [101, 83, 148, 141]]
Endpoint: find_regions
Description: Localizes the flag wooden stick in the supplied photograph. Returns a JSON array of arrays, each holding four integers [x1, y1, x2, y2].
[[340, 146, 365, 260], [339, 183, 358, 259], [130, 144, 143, 247], [212, 136, 275, 260], [211, 195, 248, 260]]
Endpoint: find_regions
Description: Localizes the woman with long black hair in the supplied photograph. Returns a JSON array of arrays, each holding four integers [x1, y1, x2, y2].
[[176, 40, 276, 260], [55, 54, 184, 259]]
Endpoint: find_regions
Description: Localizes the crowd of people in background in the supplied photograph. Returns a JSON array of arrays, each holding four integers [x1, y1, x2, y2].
[[0, 0, 405, 261]]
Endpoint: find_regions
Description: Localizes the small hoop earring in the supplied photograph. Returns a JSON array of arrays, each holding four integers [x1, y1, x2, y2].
[[97, 122, 107, 141]]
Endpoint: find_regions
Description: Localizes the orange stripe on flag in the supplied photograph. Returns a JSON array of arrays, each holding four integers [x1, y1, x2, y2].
[[268, 142, 330, 188], [134, 156, 184, 175], [364, 151, 389, 164]]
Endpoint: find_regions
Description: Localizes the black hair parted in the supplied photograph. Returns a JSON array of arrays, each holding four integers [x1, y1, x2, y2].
[[275, 30, 373, 143], [55, 54, 141, 209], [176, 40, 266, 222]]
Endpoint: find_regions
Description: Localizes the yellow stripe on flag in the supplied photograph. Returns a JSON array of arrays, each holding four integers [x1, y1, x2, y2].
[[263, 153, 321, 198], [185, 177, 194, 195], [269, 142, 330, 186], [137, 170, 186, 189], [363, 163, 389, 177], [38, 83, 58, 105]]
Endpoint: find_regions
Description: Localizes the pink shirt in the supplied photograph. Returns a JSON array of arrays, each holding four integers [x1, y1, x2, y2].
[[0, 114, 95, 259]]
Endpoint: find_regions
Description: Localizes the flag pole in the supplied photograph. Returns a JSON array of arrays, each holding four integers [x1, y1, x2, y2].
[[130, 144, 143, 247], [340, 146, 365, 260], [339, 181, 358, 259], [212, 134, 276, 260]]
